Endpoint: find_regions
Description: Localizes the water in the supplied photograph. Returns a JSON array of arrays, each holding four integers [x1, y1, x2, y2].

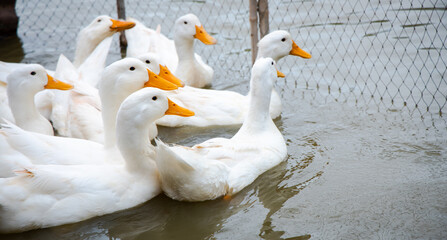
[[1, 0, 447, 239]]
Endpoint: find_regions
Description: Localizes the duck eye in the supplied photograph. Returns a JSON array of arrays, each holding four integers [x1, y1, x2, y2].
[[30, 71, 36, 75], [152, 96, 157, 101], [130, 66, 135, 71], [281, 38, 286, 42], [97, 19, 102, 22], [184, 21, 187, 24], [271, 61, 274, 65], [145, 60, 150, 64]]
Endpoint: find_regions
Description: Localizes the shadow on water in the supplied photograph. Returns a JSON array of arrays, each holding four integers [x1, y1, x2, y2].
[[3, 194, 240, 240], [157, 124, 240, 146], [254, 134, 324, 240]]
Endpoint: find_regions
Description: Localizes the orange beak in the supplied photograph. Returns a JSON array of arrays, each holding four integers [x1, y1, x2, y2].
[[144, 69, 179, 91], [194, 25, 217, 45], [165, 98, 195, 117], [110, 19, 136, 31], [44, 74, 73, 90], [158, 65, 185, 87], [290, 40, 311, 59], [276, 70, 285, 78]]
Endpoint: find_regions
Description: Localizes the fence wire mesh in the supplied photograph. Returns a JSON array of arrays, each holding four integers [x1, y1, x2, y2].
[[13, 0, 447, 121], [269, 0, 446, 118]]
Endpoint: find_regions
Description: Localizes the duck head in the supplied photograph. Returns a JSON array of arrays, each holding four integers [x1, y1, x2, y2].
[[174, 13, 217, 45], [7, 64, 73, 95], [251, 57, 278, 88], [99, 58, 178, 100], [118, 87, 194, 127], [257, 30, 311, 62], [84, 15, 135, 39], [74, 15, 135, 67]]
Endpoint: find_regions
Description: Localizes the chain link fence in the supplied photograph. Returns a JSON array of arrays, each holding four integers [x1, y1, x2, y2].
[[13, 0, 447, 122], [269, 0, 446, 119], [15, 0, 119, 68]]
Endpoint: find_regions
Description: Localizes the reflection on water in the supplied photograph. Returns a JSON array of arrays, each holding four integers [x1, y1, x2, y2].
[[3, 194, 230, 239], [157, 124, 240, 146]]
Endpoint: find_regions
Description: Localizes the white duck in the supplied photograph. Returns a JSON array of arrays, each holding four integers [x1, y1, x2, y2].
[[0, 87, 194, 233], [154, 57, 287, 201], [151, 30, 311, 127], [5, 64, 73, 135], [0, 58, 178, 178], [0, 15, 135, 122], [126, 14, 216, 88]]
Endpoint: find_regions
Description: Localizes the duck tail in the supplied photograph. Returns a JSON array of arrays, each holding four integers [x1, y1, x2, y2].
[[154, 138, 194, 172]]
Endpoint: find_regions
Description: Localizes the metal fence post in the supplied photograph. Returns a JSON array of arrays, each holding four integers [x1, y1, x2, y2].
[[116, 0, 127, 57]]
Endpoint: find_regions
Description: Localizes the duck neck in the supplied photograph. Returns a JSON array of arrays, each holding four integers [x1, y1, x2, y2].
[[116, 115, 157, 174], [175, 36, 195, 63], [241, 78, 273, 133], [73, 30, 102, 68], [101, 94, 124, 149], [8, 89, 43, 126]]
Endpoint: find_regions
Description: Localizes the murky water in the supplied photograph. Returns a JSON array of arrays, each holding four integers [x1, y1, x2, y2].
[[1, 0, 446, 239]]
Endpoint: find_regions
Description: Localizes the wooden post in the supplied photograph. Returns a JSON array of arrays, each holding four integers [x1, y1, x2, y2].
[[116, 0, 127, 57], [249, 0, 258, 65], [258, 0, 269, 38], [0, 0, 19, 37], [249, 0, 269, 64]]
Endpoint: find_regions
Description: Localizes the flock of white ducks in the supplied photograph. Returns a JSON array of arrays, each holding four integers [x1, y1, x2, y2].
[[0, 13, 311, 233]]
